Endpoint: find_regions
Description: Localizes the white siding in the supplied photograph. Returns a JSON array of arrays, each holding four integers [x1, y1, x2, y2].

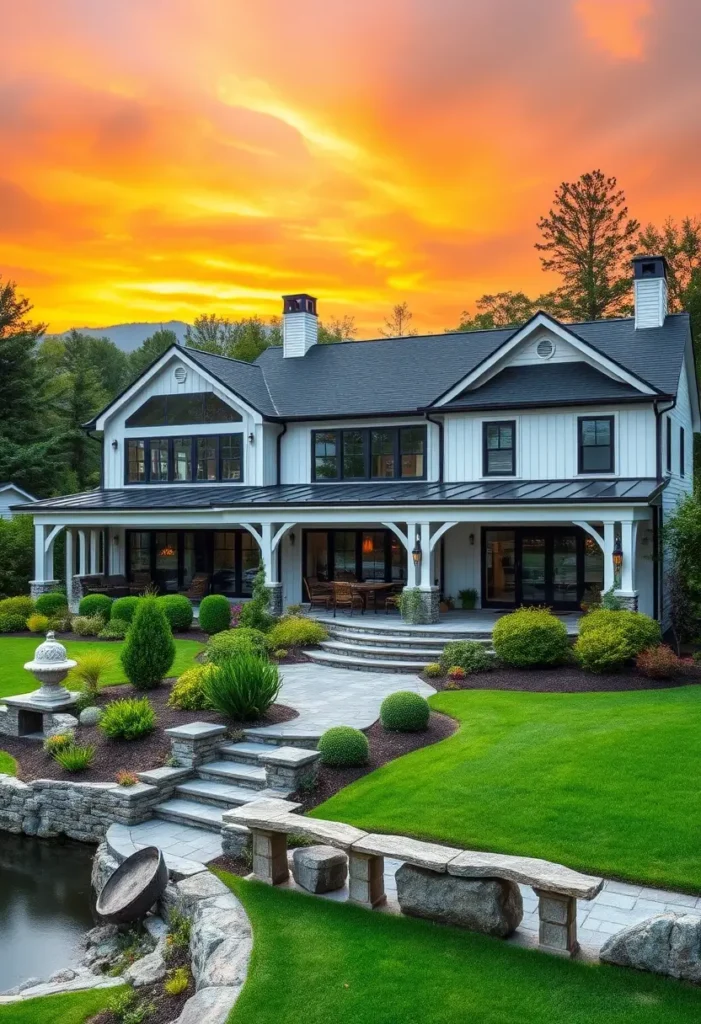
[[0, 486, 35, 519], [443, 524, 482, 605], [661, 362, 694, 627], [508, 330, 582, 366], [280, 418, 440, 485], [443, 404, 656, 482]]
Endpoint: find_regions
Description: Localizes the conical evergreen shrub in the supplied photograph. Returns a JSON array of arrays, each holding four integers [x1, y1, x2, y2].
[[120, 597, 175, 690]]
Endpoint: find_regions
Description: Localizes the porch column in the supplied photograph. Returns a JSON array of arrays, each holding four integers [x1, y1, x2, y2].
[[89, 529, 100, 574], [65, 528, 74, 586], [603, 521, 616, 594], [241, 521, 283, 616], [33, 523, 46, 583], [615, 519, 639, 611], [406, 522, 419, 586], [29, 523, 60, 599], [77, 530, 87, 575], [419, 522, 432, 590]]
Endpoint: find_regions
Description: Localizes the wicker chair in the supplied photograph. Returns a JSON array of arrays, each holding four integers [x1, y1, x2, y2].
[[331, 581, 364, 618], [185, 572, 210, 601], [381, 582, 404, 614], [304, 577, 331, 611]]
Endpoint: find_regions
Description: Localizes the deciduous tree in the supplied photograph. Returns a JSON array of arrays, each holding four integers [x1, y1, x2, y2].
[[381, 302, 417, 337]]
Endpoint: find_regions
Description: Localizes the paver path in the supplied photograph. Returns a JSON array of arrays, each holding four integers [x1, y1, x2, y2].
[[246, 663, 435, 741]]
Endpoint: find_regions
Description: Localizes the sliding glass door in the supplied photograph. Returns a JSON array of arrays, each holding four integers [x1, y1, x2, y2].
[[302, 529, 408, 593], [127, 529, 262, 597], [483, 528, 600, 609]]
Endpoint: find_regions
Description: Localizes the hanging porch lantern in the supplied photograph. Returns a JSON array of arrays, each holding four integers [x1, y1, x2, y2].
[[412, 538, 422, 566], [612, 538, 623, 571]]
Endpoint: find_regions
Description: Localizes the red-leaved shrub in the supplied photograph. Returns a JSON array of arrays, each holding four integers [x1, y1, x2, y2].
[[636, 645, 682, 680]]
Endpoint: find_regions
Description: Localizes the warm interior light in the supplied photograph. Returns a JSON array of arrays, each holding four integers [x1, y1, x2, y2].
[[362, 536, 374, 554], [159, 546, 176, 557]]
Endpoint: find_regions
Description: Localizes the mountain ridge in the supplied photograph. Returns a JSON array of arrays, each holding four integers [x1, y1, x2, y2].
[[46, 320, 189, 352]]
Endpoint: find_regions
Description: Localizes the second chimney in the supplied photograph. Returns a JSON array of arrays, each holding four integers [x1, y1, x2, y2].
[[633, 256, 668, 329], [282, 294, 318, 357]]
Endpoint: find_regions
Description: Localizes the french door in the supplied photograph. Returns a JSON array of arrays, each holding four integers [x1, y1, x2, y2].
[[483, 528, 586, 610]]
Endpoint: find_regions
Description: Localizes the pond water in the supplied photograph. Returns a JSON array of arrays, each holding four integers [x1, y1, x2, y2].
[[0, 833, 95, 991]]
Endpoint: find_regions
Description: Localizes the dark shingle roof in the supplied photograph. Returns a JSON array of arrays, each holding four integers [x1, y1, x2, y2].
[[19, 477, 664, 513], [184, 348, 278, 417], [443, 362, 649, 410]]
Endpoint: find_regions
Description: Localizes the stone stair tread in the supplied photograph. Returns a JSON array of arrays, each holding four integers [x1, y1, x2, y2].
[[218, 741, 274, 760], [304, 649, 427, 672], [330, 630, 450, 647], [176, 778, 262, 806], [154, 798, 225, 829], [198, 760, 267, 783], [322, 640, 443, 659]]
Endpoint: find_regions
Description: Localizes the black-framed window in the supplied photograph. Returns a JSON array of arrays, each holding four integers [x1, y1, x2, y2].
[[125, 392, 242, 427], [680, 427, 685, 477], [483, 421, 515, 476], [125, 434, 243, 484], [311, 426, 427, 481], [666, 416, 672, 474], [578, 416, 614, 473]]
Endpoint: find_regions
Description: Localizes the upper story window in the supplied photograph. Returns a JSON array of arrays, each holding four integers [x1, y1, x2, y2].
[[578, 416, 614, 473], [680, 426, 685, 478], [312, 426, 427, 482], [126, 434, 242, 484], [483, 421, 515, 476], [125, 392, 242, 428]]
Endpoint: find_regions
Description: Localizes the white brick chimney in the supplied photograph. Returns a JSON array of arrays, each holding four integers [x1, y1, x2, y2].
[[633, 256, 668, 329], [282, 294, 318, 357]]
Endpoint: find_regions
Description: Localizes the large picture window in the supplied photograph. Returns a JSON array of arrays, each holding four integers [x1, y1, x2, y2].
[[483, 421, 515, 476], [125, 434, 243, 484], [125, 392, 242, 427], [311, 426, 427, 481], [578, 417, 614, 473]]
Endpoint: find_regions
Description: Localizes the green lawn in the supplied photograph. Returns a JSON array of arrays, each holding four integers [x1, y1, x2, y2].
[[0, 750, 16, 775], [0, 987, 121, 1023], [220, 873, 701, 1024], [0, 637, 204, 698], [313, 687, 701, 892]]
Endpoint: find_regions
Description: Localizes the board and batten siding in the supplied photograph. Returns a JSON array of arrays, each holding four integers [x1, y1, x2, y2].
[[443, 404, 656, 482], [661, 362, 694, 628], [279, 418, 440, 485], [102, 358, 262, 489]]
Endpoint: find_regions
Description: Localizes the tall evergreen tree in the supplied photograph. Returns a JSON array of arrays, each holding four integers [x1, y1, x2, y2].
[[0, 279, 46, 444]]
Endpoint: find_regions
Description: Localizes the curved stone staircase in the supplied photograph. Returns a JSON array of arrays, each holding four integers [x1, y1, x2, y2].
[[304, 617, 493, 673]]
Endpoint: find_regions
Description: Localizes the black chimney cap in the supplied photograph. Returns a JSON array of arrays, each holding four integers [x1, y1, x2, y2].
[[632, 255, 668, 280], [282, 294, 317, 316]]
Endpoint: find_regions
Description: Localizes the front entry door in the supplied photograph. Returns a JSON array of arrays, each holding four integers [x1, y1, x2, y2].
[[483, 528, 582, 610]]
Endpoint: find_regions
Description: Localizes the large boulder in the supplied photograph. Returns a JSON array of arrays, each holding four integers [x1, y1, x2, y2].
[[123, 939, 167, 988], [173, 986, 241, 1024], [395, 864, 523, 937], [190, 894, 252, 989], [600, 913, 701, 983], [292, 845, 348, 894]]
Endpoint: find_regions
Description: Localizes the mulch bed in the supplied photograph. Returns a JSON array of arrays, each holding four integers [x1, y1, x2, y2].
[[423, 662, 701, 693], [3, 681, 297, 784]]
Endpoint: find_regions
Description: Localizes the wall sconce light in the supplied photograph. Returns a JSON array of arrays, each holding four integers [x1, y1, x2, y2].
[[248, 432, 255, 444], [469, 533, 475, 546], [412, 538, 422, 566], [111, 440, 119, 450], [612, 539, 623, 571]]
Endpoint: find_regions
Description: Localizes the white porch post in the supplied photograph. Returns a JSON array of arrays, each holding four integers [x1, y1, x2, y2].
[[65, 528, 74, 586], [29, 522, 60, 599], [78, 530, 87, 575], [33, 523, 46, 583], [90, 529, 100, 575], [419, 522, 432, 590], [603, 521, 616, 594], [616, 519, 639, 610], [405, 522, 418, 586]]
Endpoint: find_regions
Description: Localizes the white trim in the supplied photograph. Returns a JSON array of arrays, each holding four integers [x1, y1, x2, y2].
[[572, 520, 604, 551], [0, 483, 37, 503], [429, 521, 458, 551], [434, 315, 657, 407]]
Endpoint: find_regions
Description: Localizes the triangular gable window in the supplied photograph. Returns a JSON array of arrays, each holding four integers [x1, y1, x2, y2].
[[125, 393, 242, 427]]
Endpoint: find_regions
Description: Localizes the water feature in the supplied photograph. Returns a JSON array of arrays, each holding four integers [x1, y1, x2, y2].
[[0, 833, 95, 991]]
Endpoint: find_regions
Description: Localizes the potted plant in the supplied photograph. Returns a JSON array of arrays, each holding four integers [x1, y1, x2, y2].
[[439, 595, 455, 612], [458, 588, 478, 610]]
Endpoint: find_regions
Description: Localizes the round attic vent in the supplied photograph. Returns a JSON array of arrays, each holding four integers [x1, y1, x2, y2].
[[536, 338, 555, 360], [174, 366, 187, 384]]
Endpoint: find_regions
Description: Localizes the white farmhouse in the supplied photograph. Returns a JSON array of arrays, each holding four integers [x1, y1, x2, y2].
[[17, 257, 699, 647]]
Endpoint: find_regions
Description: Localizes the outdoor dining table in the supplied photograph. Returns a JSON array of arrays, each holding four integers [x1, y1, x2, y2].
[[344, 580, 395, 613]]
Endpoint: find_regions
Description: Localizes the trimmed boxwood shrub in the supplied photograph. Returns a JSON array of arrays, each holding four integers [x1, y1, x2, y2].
[[198, 594, 231, 635], [167, 664, 216, 711], [120, 597, 175, 690], [380, 691, 430, 732], [111, 596, 140, 623], [0, 613, 29, 632], [35, 591, 68, 616], [206, 627, 271, 665], [439, 640, 493, 675], [78, 594, 113, 619], [0, 596, 34, 618], [157, 594, 194, 632], [574, 624, 630, 673], [317, 726, 369, 767], [267, 616, 328, 649], [100, 697, 156, 740], [492, 607, 569, 668], [579, 609, 661, 655]]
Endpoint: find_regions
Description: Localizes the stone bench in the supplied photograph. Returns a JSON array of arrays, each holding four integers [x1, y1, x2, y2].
[[228, 803, 603, 956]]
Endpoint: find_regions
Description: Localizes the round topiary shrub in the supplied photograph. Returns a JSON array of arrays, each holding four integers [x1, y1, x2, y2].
[[198, 594, 232, 635], [120, 597, 175, 690], [574, 624, 631, 673], [0, 596, 34, 619], [78, 594, 113, 619], [317, 726, 369, 767], [380, 691, 430, 732], [206, 627, 271, 665], [0, 613, 28, 633], [492, 607, 569, 668], [579, 609, 661, 655], [111, 596, 140, 623], [157, 594, 194, 633], [26, 613, 50, 633], [439, 640, 493, 675], [35, 591, 68, 617]]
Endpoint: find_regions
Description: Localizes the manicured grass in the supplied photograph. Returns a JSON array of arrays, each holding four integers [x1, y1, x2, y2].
[[313, 687, 701, 892], [0, 987, 121, 1023], [0, 750, 17, 775], [0, 637, 204, 698], [220, 873, 701, 1023]]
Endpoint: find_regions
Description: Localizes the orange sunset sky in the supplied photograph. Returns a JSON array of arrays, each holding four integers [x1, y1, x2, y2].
[[2, 0, 700, 335]]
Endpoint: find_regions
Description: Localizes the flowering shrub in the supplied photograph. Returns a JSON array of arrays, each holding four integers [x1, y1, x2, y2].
[[636, 645, 682, 679], [446, 665, 466, 682]]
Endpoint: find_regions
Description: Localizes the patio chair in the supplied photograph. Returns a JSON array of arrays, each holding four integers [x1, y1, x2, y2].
[[129, 571, 153, 595], [380, 582, 404, 614], [185, 572, 210, 601], [331, 581, 364, 618], [304, 577, 331, 611]]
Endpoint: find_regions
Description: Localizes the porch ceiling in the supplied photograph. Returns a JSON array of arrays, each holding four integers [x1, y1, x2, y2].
[[17, 477, 665, 513]]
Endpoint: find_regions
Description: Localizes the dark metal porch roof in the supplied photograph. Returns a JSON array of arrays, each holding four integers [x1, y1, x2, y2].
[[18, 477, 665, 513]]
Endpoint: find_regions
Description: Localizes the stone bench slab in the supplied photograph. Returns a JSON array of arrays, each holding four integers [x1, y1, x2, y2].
[[223, 798, 301, 824], [235, 811, 367, 849], [352, 833, 459, 872], [448, 851, 603, 900]]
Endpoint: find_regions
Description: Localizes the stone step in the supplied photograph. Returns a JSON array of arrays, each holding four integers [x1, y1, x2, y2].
[[320, 640, 442, 662], [175, 778, 263, 809], [303, 649, 426, 673], [196, 759, 267, 788], [217, 740, 274, 764], [315, 616, 493, 640], [154, 798, 226, 833], [328, 629, 450, 649]]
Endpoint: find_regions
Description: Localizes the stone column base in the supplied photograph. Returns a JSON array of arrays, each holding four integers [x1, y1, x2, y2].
[[534, 889, 578, 956], [348, 851, 386, 907], [165, 722, 227, 767], [252, 828, 289, 885], [29, 580, 60, 600], [265, 583, 283, 617], [401, 587, 440, 625], [613, 591, 638, 611]]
